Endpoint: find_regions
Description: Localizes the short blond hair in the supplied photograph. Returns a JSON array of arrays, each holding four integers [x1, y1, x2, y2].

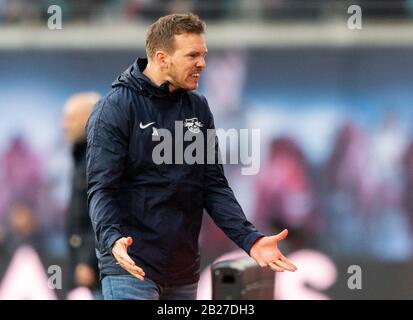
[[146, 13, 206, 59]]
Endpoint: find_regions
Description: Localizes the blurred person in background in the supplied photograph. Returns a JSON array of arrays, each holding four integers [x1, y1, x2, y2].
[[367, 112, 411, 260], [254, 137, 320, 252], [327, 122, 371, 213], [325, 122, 371, 257], [368, 112, 406, 211], [326, 117, 412, 260], [0, 136, 43, 225], [86, 13, 296, 300], [2, 200, 44, 257], [62, 92, 101, 296], [402, 135, 413, 236]]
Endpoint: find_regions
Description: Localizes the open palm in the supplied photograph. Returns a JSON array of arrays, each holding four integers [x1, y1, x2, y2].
[[250, 229, 297, 272]]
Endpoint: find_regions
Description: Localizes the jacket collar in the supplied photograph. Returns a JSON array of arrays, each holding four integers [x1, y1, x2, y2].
[[113, 58, 185, 99]]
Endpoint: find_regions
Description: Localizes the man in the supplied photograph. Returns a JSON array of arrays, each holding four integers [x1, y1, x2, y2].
[[62, 92, 100, 295], [86, 13, 297, 300]]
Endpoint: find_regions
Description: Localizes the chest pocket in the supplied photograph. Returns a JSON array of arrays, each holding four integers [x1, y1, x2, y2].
[[128, 124, 160, 170]]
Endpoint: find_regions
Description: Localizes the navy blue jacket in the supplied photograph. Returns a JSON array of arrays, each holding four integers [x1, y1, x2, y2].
[[86, 58, 263, 285]]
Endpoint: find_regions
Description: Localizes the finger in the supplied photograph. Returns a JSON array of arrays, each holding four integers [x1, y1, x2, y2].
[[117, 258, 145, 277], [268, 262, 284, 272], [123, 262, 145, 276], [117, 256, 145, 276], [280, 255, 298, 271], [128, 268, 145, 280], [124, 265, 145, 281], [133, 274, 144, 281], [113, 248, 136, 265], [119, 254, 136, 267], [132, 265, 145, 275], [275, 259, 296, 272], [274, 229, 288, 241], [116, 258, 143, 273], [126, 236, 133, 248]]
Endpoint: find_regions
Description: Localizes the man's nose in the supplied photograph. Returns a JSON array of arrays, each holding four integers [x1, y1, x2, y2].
[[196, 57, 206, 69]]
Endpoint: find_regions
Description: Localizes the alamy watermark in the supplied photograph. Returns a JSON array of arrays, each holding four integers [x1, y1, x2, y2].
[[347, 5, 362, 30], [150, 120, 261, 175], [347, 265, 362, 290], [47, 5, 62, 30], [48, 265, 62, 290]]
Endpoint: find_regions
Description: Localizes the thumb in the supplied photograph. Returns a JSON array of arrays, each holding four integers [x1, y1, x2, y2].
[[275, 229, 288, 241], [125, 236, 133, 248]]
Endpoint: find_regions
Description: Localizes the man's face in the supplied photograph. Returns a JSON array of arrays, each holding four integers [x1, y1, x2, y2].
[[165, 33, 207, 91], [62, 99, 93, 145], [62, 102, 85, 145], [62, 94, 99, 145]]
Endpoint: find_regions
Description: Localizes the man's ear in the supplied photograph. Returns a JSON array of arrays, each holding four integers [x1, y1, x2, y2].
[[154, 51, 168, 69]]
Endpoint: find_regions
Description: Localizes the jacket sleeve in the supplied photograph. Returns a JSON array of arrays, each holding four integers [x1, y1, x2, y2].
[[86, 96, 129, 255], [202, 100, 264, 255]]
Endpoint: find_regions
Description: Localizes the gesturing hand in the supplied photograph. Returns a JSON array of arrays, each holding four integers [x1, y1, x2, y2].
[[112, 236, 146, 280], [249, 229, 297, 272]]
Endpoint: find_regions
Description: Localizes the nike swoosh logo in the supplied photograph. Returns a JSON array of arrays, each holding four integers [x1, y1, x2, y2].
[[139, 122, 155, 129]]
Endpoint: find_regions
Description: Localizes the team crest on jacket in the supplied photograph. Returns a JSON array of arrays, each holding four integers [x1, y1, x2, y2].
[[184, 118, 203, 133]]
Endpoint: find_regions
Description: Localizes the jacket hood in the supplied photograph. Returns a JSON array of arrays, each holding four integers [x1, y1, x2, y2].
[[112, 58, 185, 99]]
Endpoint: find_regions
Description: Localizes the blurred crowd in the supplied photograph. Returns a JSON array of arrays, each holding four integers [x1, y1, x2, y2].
[[0, 136, 63, 260], [2, 0, 413, 24], [256, 113, 413, 261], [201, 112, 413, 263]]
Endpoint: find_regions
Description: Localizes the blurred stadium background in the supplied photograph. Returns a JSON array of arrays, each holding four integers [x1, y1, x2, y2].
[[1, 0, 413, 299]]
